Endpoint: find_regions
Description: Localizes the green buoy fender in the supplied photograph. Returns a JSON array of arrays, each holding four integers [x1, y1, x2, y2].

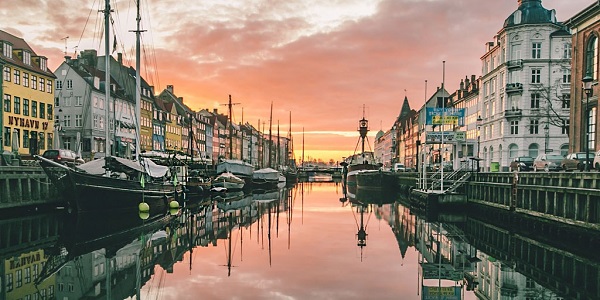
[[139, 211, 150, 220], [139, 202, 150, 212], [169, 208, 179, 216], [169, 200, 180, 209]]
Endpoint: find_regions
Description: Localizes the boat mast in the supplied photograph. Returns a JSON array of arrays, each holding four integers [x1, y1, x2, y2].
[[104, 0, 111, 160], [358, 105, 369, 161], [268, 102, 273, 168], [228, 95, 233, 159], [134, 0, 144, 162], [277, 120, 280, 168]]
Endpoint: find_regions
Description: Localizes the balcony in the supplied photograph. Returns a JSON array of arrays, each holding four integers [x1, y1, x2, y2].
[[505, 82, 523, 94], [504, 108, 522, 119], [506, 59, 523, 69]]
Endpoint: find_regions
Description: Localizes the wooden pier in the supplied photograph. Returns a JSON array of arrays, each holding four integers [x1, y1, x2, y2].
[[0, 166, 61, 211]]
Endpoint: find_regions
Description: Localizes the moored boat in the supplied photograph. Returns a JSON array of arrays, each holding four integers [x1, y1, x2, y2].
[[212, 171, 245, 191], [252, 167, 280, 189], [342, 105, 379, 187]]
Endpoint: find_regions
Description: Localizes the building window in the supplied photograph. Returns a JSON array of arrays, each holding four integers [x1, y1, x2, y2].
[[66, 79, 73, 89], [23, 72, 29, 87], [586, 35, 599, 80], [56, 80, 63, 90], [65, 96, 72, 107], [14, 96, 20, 114], [23, 50, 31, 65], [589, 107, 597, 150], [5, 273, 13, 292], [13, 69, 20, 85], [562, 69, 571, 84], [31, 75, 37, 90], [32, 101, 37, 117], [23, 99, 29, 116], [531, 93, 540, 109], [64, 115, 71, 127], [3, 94, 10, 112], [40, 103, 45, 119], [510, 121, 519, 135], [562, 94, 571, 109], [529, 144, 539, 158], [76, 96, 83, 106], [562, 119, 569, 135], [40, 78, 45, 92], [47, 80, 52, 93], [3, 66, 10, 82], [48, 104, 53, 120], [76, 114, 83, 127], [47, 133, 53, 150], [39, 133, 45, 150], [24, 267, 31, 284], [564, 43, 572, 59], [3, 127, 10, 147], [530, 119, 539, 134], [24, 130, 30, 148], [532, 42, 541, 59], [531, 68, 541, 83]]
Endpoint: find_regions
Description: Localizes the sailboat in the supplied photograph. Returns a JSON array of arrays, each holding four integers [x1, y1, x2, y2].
[[341, 105, 379, 188], [216, 95, 254, 186], [37, 0, 180, 213]]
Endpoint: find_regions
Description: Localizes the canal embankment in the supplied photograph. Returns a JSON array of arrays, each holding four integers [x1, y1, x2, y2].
[[0, 166, 61, 212]]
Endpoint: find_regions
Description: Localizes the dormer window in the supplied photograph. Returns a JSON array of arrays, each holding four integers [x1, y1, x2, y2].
[[39, 57, 47, 72], [23, 51, 31, 65], [2, 42, 12, 58]]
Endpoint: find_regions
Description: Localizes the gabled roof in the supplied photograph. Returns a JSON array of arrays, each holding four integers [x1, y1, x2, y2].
[[0, 30, 55, 78]]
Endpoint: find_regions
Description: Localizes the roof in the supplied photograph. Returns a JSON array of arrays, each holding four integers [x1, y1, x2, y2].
[[503, 0, 558, 28], [0, 30, 55, 78]]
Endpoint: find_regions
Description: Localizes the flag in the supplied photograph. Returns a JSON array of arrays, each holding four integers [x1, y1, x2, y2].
[[140, 175, 145, 188], [112, 35, 117, 54]]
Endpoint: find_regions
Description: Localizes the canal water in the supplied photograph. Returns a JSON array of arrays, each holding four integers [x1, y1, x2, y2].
[[2, 182, 599, 299]]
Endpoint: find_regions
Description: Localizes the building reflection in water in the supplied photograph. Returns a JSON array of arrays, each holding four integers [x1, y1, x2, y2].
[[1, 184, 599, 300]]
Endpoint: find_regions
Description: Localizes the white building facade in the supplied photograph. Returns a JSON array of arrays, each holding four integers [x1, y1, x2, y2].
[[479, 0, 571, 171]]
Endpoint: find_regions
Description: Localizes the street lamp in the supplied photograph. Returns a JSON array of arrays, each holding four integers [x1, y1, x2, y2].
[[583, 75, 593, 171], [476, 115, 483, 172]]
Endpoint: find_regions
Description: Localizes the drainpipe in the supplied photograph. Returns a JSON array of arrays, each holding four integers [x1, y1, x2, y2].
[[0, 58, 4, 152]]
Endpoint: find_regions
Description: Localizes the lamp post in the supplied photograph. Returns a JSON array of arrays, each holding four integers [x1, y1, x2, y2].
[[476, 115, 483, 172], [544, 123, 549, 154], [583, 75, 593, 171]]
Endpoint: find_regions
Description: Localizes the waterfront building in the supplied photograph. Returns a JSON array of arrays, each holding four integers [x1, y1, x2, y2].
[[1, 30, 56, 157], [448, 75, 480, 170], [157, 85, 192, 154], [565, 2, 600, 156], [194, 111, 213, 163], [152, 96, 168, 151], [99, 52, 156, 157], [394, 96, 418, 169], [374, 127, 395, 170], [418, 87, 451, 169], [479, 0, 571, 171], [54, 50, 146, 160]]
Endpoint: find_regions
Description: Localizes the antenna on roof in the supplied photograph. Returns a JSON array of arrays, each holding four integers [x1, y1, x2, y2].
[[61, 36, 69, 56]]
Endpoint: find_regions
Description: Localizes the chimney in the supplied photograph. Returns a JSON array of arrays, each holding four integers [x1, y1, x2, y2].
[[150, 85, 155, 94], [465, 76, 470, 88], [471, 75, 476, 84], [64, 56, 72, 63], [178, 97, 183, 104], [167, 85, 174, 94], [117, 53, 123, 65], [213, 108, 218, 114], [459, 79, 464, 90]]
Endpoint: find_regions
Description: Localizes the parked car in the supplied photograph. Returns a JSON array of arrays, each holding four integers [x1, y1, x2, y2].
[[42, 149, 85, 166], [393, 163, 406, 172], [561, 152, 593, 171], [509, 156, 534, 171], [532, 154, 564, 172]]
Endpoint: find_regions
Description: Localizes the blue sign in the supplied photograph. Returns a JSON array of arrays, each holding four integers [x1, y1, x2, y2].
[[425, 108, 466, 126]]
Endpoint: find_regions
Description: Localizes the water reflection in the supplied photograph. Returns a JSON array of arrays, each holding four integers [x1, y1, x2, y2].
[[1, 183, 599, 299]]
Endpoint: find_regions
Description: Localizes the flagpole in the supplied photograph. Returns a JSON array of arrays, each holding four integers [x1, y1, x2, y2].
[[441, 61, 445, 193]]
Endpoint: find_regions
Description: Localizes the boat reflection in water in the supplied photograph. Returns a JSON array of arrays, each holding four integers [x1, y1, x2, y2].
[[5, 182, 600, 300]]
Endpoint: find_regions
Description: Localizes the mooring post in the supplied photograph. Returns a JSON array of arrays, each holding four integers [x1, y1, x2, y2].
[[510, 171, 518, 211]]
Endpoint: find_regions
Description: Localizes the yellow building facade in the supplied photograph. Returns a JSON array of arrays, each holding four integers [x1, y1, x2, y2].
[[1, 31, 56, 157]]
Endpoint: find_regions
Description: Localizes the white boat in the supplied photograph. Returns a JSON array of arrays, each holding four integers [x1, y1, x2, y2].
[[252, 167, 279, 188], [216, 159, 254, 181], [212, 172, 245, 190]]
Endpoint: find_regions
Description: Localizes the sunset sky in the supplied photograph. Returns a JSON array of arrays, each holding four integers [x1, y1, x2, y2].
[[0, 0, 593, 162]]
